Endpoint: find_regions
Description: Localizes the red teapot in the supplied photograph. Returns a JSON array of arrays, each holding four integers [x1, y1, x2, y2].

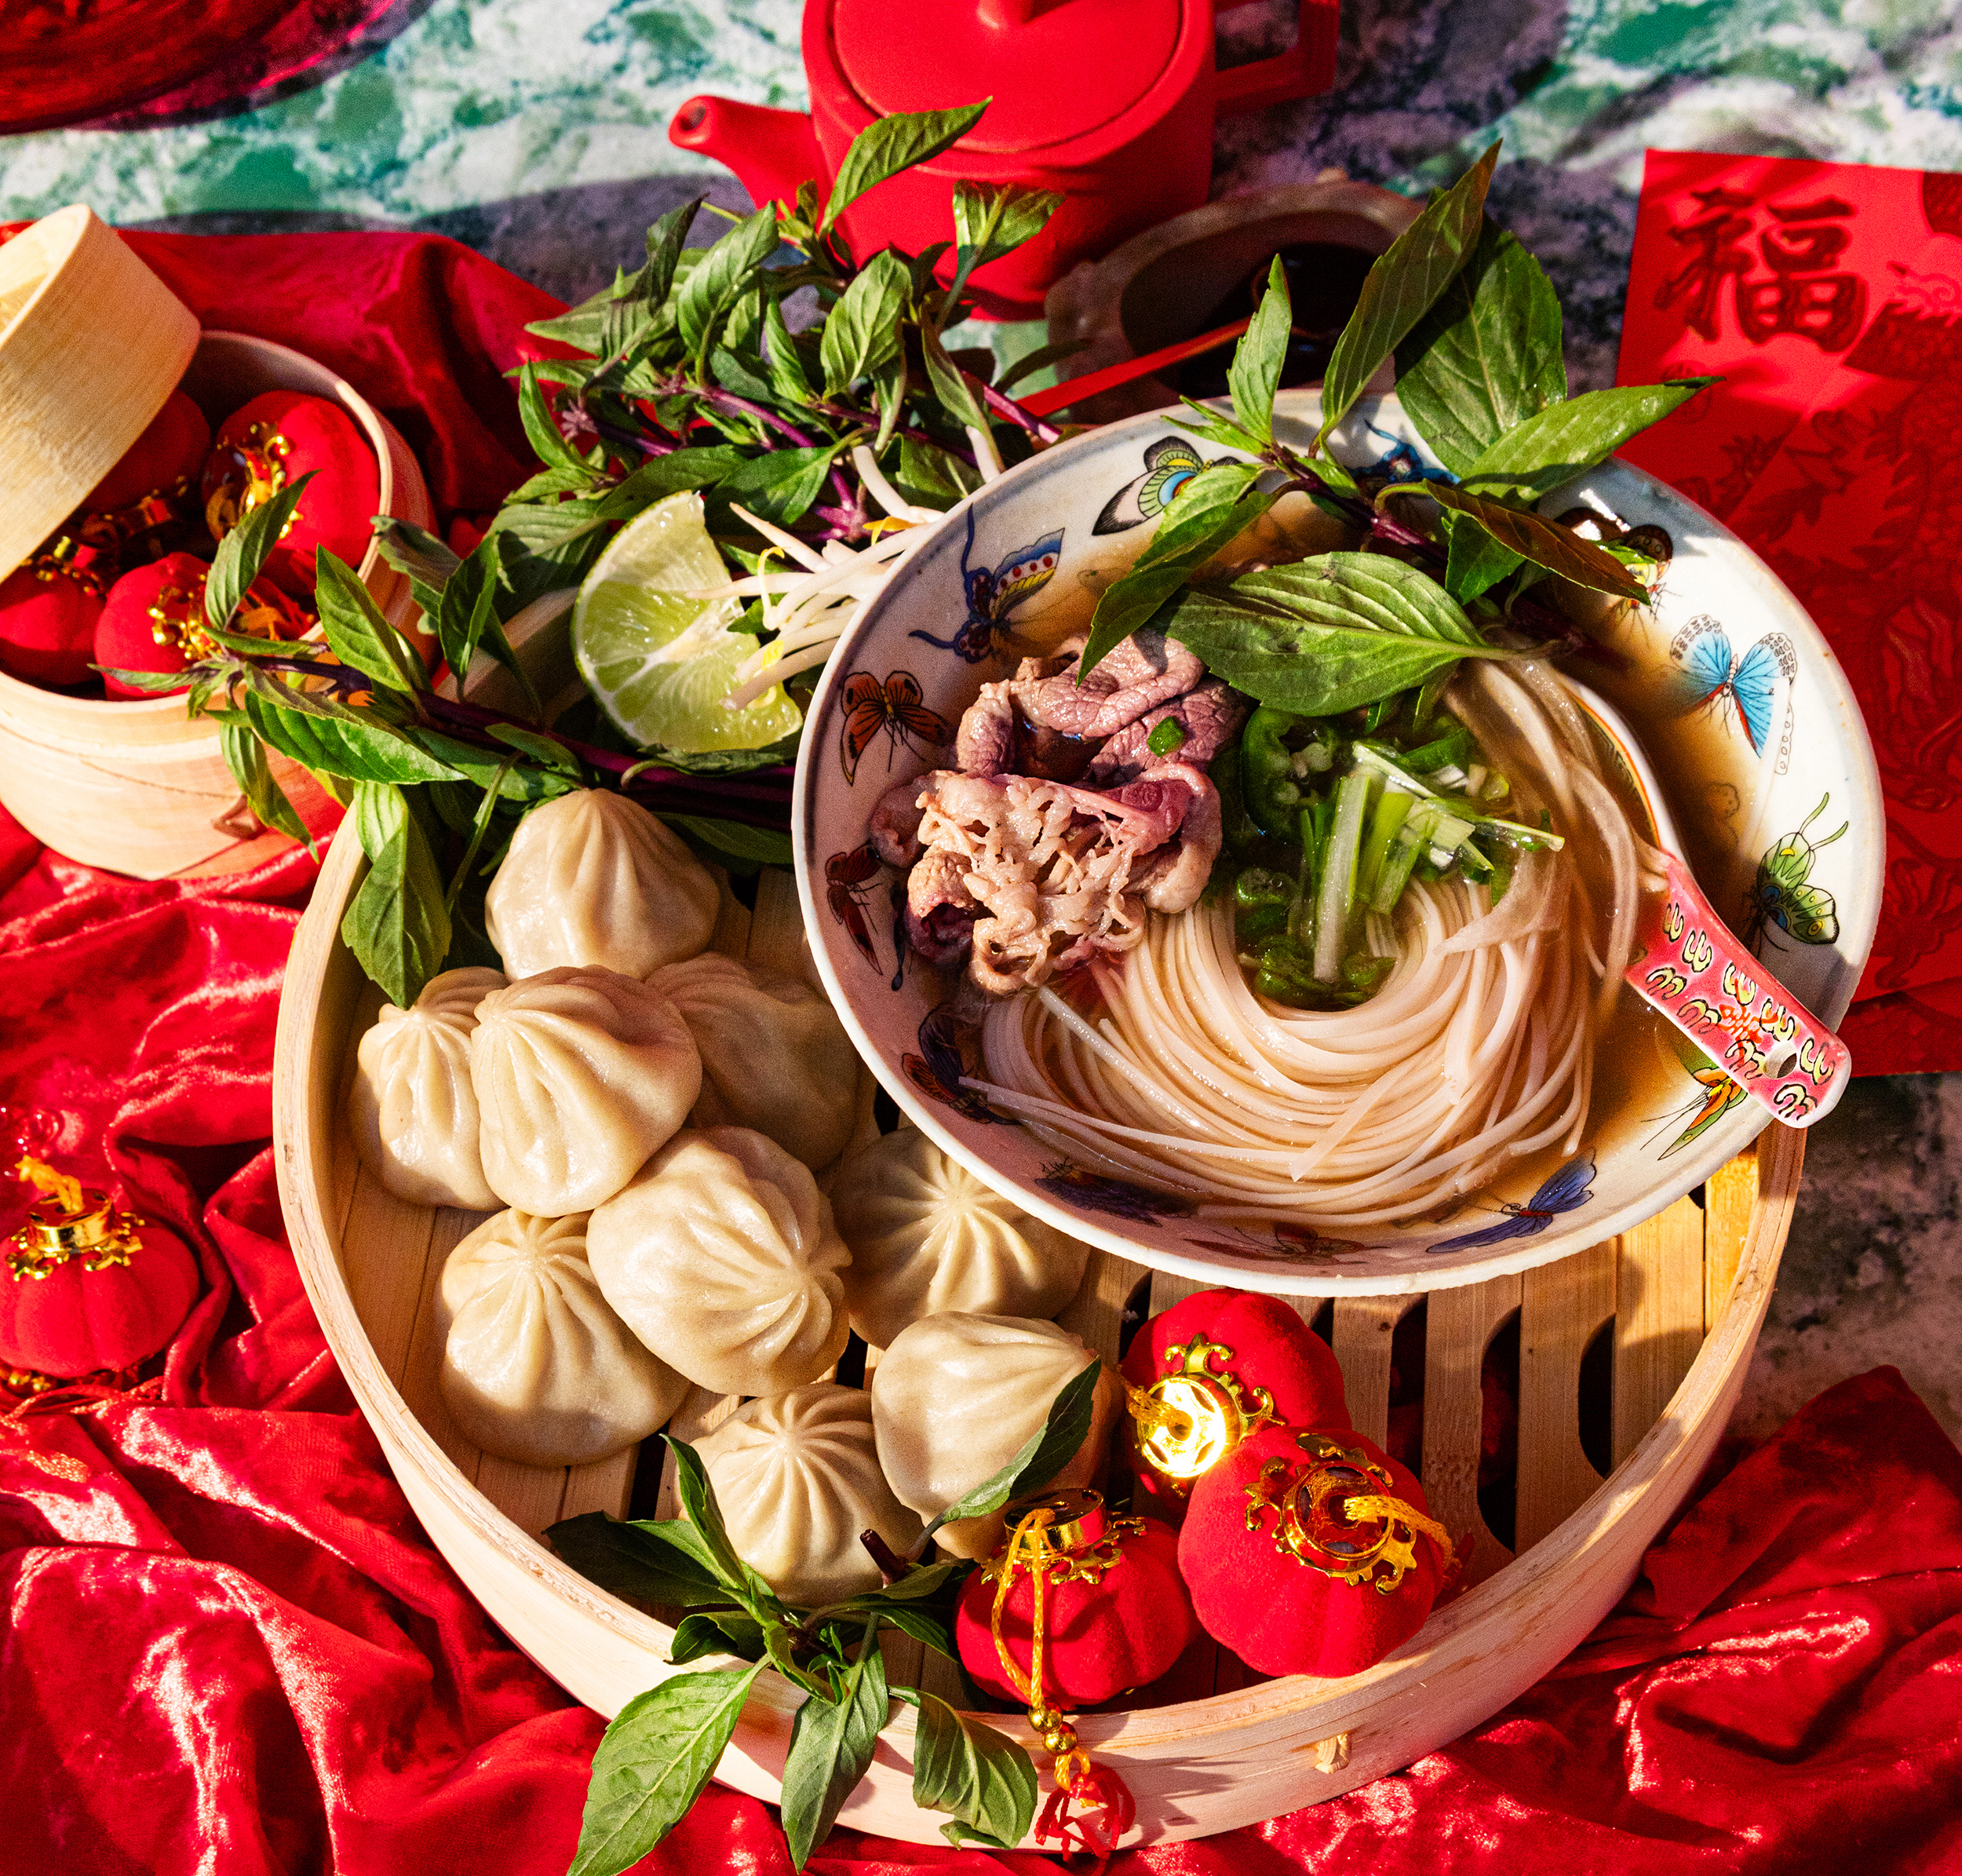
[[669, 0, 1339, 319]]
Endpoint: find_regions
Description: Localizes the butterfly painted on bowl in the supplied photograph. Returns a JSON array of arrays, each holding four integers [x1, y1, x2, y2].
[[1669, 616, 1796, 760], [902, 1002, 1013, 1125], [1037, 1160, 1197, 1222], [823, 841, 885, 970], [837, 669, 949, 786], [1428, 1156, 1596, 1253], [908, 509, 1063, 663], [1743, 791, 1846, 952], [1093, 436, 1217, 535]]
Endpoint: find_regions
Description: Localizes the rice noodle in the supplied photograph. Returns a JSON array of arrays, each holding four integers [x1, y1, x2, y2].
[[977, 659, 1641, 1228]]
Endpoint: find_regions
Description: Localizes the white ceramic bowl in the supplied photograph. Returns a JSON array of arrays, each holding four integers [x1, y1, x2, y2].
[[793, 389, 1882, 1294]]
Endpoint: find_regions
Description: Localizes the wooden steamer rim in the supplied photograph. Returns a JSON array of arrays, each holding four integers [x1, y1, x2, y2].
[[0, 205, 199, 582], [274, 827, 1807, 1845]]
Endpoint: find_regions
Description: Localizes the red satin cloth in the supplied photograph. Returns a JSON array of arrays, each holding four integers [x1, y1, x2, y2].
[[3, 230, 1960, 1873]]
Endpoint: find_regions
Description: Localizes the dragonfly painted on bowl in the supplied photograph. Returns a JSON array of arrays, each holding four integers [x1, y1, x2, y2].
[[909, 509, 1063, 664], [1428, 1155, 1596, 1253]]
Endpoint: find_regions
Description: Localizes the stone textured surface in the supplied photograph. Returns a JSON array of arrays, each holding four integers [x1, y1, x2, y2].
[[1, 0, 1956, 1437]]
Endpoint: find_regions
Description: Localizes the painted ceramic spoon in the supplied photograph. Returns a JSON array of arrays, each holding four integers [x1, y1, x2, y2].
[[1574, 684, 1851, 1129]]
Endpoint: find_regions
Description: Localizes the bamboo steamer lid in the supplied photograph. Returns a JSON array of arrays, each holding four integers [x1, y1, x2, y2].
[[0, 204, 199, 582]]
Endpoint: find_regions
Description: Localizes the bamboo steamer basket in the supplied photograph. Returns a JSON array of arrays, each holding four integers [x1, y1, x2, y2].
[[0, 208, 435, 879], [272, 829, 1804, 1845]]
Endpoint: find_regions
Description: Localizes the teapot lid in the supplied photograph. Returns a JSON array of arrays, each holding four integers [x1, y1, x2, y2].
[[828, 0, 1186, 156]]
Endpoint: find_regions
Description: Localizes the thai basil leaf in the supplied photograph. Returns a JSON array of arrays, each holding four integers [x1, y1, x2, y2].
[[676, 204, 781, 362], [1164, 553, 1519, 714], [910, 1692, 1038, 1853], [764, 294, 815, 404], [837, 1560, 965, 1608], [634, 193, 704, 312], [821, 101, 990, 235], [314, 548, 425, 693], [669, 1440, 783, 1609], [241, 687, 461, 786], [567, 1665, 764, 1876], [1442, 513, 1524, 604], [710, 347, 775, 402], [98, 664, 199, 693], [340, 780, 450, 1008], [1394, 220, 1566, 475], [1077, 460, 1271, 681], [943, 180, 1063, 313], [1231, 550, 1488, 645], [919, 324, 989, 434], [871, 349, 908, 457], [371, 516, 460, 621], [713, 445, 841, 528], [485, 722, 581, 772], [780, 1619, 889, 1868], [665, 815, 795, 867], [434, 538, 502, 681], [867, 1600, 958, 1661], [1228, 256, 1293, 447], [517, 362, 600, 480], [408, 729, 576, 801], [895, 436, 981, 509], [820, 249, 910, 395], [921, 1357, 1106, 1542], [204, 470, 315, 631], [546, 1510, 731, 1609], [1457, 379, 1721, 503], [669, 1611, 767, 1664], [1388, 480, 1647, 601], [603, 446, 751, 516], [1315, 141, 1501, 453], [1172, 395, 1264, 455], [217, 720, 311, 846]]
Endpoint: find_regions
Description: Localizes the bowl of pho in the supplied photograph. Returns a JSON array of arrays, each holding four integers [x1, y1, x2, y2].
[[793, 352, 1879, 1295]]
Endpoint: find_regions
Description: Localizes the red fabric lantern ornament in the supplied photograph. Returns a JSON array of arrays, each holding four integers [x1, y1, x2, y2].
[[202, 389, 378, 596], [951, 1488, 1150, 1863], [0, 1154, 200, 1378], [94, 552, 305, 698], [1120, 1289, 1350, 1519], [84, 387, 212, 517], [1179, 1425, 1450, 1680], [0, 560, 106, 688]]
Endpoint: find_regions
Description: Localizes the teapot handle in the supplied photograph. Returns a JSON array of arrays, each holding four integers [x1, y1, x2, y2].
[[1212, 0, 1340, 112]]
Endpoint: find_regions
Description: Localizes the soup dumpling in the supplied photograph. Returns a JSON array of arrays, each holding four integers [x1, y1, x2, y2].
[[870, 1312, 1123, 1559], [833, 1127, 1087, 1349], [470, 966, 701, 1214], [586, 1126, 851, 1396], [484, 788, 718, 978], [350, 966, 505, 1210], [693, 1383, 924, 1605], [651, 954, 860, 1170], [437, 1208, 688, 1466]]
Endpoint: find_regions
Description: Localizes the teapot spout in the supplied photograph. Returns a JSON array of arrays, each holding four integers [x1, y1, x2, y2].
[[669, 96, 822, 212]]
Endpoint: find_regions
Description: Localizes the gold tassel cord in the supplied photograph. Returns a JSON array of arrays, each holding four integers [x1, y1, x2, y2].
[[1339, 1492, 1453, 1559]]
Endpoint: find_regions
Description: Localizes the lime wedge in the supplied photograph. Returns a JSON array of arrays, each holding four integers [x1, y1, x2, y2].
[[572, 491, 802, 755]]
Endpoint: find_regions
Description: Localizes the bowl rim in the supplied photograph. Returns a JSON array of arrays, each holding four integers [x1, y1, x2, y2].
[[792, 389, 1883, 1296]]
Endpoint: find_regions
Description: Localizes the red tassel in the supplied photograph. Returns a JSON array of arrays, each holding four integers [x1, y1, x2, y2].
[[1035, 1754, 1137, 1869]]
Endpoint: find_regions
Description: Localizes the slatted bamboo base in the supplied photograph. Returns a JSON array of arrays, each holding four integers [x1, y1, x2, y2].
[[275, 833, 1803, 1844]]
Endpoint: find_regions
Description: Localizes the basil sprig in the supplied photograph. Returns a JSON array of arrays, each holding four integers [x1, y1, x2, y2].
[[547, 1360, 1105, 1871], [1078, 137, 1719, 702]]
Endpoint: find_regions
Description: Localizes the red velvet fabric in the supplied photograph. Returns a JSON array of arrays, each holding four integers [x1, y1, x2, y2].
[[3, 231, 1961, 1874]]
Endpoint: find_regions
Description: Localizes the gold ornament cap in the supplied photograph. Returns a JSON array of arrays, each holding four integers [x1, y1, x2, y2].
[[1129, 1330, 1278, 1492], [7, 1155, 144, 1279]]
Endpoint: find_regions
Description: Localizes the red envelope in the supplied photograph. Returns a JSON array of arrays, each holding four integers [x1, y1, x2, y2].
[[1615, 151, 1932, 516], [1619, 154, 1962, 1073]]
